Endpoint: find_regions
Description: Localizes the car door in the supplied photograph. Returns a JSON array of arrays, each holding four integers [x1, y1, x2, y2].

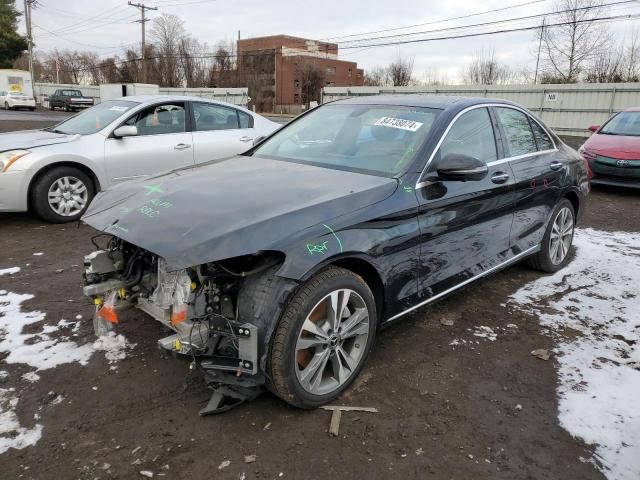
[[190, 102, 256, 163], [492, 106, 562, 252], [104, 102, 194, 184], [415, 106, 516, 297]]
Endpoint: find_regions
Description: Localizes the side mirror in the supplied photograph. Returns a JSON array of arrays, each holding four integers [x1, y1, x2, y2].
[[253, 135, 266, 146], [113, 125, 138, 138], [588, 125, 600, 133], [436, 153, 488, 181]]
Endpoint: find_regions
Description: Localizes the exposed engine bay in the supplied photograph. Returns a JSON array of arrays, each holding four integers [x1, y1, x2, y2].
[[82, 234, 284, 414]]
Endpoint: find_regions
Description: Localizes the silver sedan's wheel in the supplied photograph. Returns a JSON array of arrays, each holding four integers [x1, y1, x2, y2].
[[295, 288, 370, 396], [47, 176, 89, 217], [549, 206, 574, 265]]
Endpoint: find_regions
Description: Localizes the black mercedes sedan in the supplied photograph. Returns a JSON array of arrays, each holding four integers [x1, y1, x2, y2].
[[81, 96, 590, 413]]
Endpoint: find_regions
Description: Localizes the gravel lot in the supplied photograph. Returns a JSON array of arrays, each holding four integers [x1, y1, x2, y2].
[[0, 112, 638, 480]]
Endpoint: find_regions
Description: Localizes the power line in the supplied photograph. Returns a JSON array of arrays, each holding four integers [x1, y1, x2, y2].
[[32, 23, 127, 49], [128, 1, 158, 83], [323, 0, 550, 42], [338, 0, 636, 47]]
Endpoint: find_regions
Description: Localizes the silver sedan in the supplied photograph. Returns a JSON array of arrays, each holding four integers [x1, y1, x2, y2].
[[0, 95, 280, 222]]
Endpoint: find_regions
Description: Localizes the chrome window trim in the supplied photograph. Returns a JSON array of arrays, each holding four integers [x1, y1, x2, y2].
[[383, 245, 540, 324], [415, 103, 558, 189]]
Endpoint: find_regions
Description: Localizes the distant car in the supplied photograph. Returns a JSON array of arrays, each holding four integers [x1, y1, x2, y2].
[[48, 89, 94, 112], [0, 91, 35, 111], [579, 108, 640, 188], [0, 95, 281, 222]]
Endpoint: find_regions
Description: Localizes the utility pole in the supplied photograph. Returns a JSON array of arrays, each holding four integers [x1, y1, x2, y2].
[[23, 0, 36, 99], [534, 17, 545, 84], [128, 1, 157, 84]]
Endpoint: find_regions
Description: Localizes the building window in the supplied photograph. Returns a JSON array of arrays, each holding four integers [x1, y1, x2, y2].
[[294, 79, 300, 89], [325, 66, 336, 76], [348, 68, 352, 78]]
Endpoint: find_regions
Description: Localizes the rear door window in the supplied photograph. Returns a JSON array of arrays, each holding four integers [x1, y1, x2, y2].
[[193, 103, 243, 131], [495, 107, 537, 157]]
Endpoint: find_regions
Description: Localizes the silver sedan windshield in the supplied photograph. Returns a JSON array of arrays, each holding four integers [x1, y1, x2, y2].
[[49, 100, 139, 135]]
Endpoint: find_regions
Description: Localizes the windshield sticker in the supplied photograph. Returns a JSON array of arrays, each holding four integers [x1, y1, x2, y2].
[[109, 106, 129, 112], [375, 117, 423, 132]]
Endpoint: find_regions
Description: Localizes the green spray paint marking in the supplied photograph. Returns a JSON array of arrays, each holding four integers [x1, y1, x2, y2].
[[144, 183, 164, 196], [403, 185, 414, 193], [306, 241, 328, 255], [322, 223, 343, 253], [110, 223, 129, 233]]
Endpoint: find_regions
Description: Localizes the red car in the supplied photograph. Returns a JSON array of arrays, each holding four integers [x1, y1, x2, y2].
[[579, 107, 640, 188]]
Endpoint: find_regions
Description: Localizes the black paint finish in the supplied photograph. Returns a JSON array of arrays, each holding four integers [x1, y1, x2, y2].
[[83, 96, 589, 323]]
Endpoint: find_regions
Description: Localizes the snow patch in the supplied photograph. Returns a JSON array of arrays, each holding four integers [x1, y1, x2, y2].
[[0, 267, 20, 276], [21, 372, 40, 383], [93, 332, 134, 364], [0, 388, 42, 455], [471, 325, 497, 341], [32, 253, 43, 256], [509, 228, 640, 480]]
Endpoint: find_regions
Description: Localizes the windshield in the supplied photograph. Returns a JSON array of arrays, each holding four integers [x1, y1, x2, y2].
[[600, 111, 640, 136], [48, 100, 139, 135], [253, 104, 441, 176]]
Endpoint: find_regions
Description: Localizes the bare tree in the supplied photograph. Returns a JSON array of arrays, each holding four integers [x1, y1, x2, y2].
[[363, 66, 389, 86], [585, 46, 624, 82], [623, 28, 640, 82], [299, 62, 325, 107], [151, 13, 186, 87], [464, 50, 512, 85], [388, 54, 414, 86], [539, 0, 610, 83]]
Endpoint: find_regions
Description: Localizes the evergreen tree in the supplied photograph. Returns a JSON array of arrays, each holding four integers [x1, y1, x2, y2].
[[0, 0, 28, 68]]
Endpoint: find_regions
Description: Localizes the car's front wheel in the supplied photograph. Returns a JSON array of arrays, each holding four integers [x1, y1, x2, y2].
[[4, 102, 9, 110], [269, 266, 377, 408], [31, 166, 95, 223], [527, 198, 575, 272]]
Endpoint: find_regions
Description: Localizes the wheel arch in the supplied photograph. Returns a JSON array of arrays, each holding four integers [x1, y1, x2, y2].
[[295, 254, 385, 324], [27, 161, 101, 209], [563, 188, 581, 221]]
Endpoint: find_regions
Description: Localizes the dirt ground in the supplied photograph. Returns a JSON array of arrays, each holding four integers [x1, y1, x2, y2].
[[0, 115, 638, 479]]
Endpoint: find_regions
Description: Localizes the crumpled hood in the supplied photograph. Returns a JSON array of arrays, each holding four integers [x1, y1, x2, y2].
[[82, 156, 397, 270], [0, 129, 78, 150]]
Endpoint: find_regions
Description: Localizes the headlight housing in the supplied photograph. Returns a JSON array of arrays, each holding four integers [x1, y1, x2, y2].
[[0, 150, 31, 172]]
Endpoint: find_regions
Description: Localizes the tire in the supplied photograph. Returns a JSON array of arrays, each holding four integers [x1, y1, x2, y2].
[[527, 198, 575, 273], [268, 266, 377, 408], [29, 107, 35, 111], [49, 103, 55, 111], [4, 102, 9, 110], [30, 166, 95, 223], [64, 104, 71, 112]]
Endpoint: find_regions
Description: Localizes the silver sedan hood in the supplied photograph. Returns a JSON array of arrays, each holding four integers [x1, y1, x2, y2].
[[0, 129, 78, 150]]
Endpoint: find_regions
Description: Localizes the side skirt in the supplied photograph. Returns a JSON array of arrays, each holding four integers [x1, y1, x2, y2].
[[383, 245, 540, 325]]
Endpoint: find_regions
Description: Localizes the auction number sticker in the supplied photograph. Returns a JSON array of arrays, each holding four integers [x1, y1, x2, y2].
[[374, 117, 423, 132]]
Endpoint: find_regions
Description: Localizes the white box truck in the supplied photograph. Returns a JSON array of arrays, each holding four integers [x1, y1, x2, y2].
[[0, 69, 33, 97]]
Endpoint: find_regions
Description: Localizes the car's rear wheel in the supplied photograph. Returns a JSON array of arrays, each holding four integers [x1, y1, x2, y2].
[[31, 166, 95, 223], [527, 198, 575, 272], [268, 266, 376, 408]]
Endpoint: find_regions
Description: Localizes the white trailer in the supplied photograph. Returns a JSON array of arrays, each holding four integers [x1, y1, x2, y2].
[[0, 69, 33, 97]]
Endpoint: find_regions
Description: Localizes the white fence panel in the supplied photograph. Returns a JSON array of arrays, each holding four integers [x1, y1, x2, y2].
[[33, 83, 249, 108], [322, 83, 640, 136]]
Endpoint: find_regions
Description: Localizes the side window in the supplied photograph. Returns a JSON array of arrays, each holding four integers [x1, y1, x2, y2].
[[123, 103, 186, 136], [438, 107, 497, 163], [495, 107, 537, 156], [530, 120, 554, 151], [238, 110, 253, 129], [193, 103, 240, 131]]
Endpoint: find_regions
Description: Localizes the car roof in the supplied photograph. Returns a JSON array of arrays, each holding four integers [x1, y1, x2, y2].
[[622, 106, 640, 112], [117, 94, 243, 106], [331, 94, 519, 111]]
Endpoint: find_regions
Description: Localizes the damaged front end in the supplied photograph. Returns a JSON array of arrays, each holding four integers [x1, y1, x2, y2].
[[82, 235, 284, 414]]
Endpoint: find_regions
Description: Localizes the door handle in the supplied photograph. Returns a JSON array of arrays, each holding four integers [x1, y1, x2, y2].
[[550, 161, 563, 171], [491, 172, 510, 184], [239, 136, 253, 142], [174, 143, 191, 150]]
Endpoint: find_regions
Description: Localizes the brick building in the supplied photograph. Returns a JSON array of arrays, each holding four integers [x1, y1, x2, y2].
[[237, 35, 364, 113]]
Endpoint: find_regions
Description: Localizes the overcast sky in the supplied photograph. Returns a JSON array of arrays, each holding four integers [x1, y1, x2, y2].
[[21, 0, 640, 82]]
